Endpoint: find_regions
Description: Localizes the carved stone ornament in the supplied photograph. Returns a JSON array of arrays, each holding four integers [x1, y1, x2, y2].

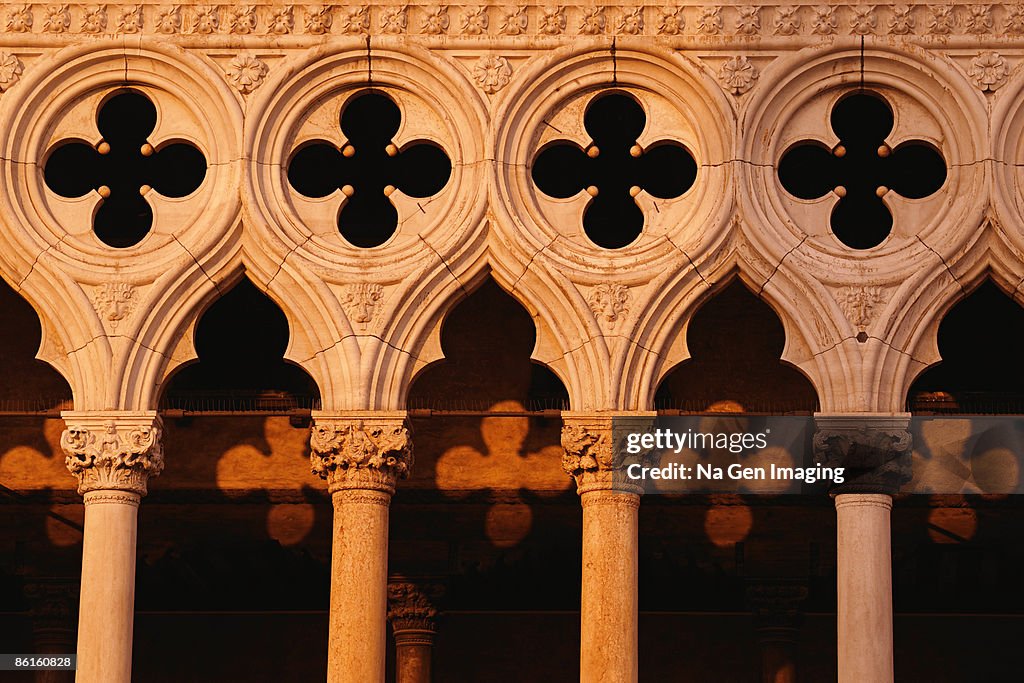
[[498, 5, 527, 34], [81, 5, 106, 33], [618, 6, 644, 34], [719, 55, 759, 95], [885, 4, 914, 34], [773, 5, 800, 34], [810, 4, 838, 34], [340, 282, 384, 325], [561, 414, 655, 493], [838, 285, 885, 329], [460, 5, 488, 34], [60, 413, 164, 497], [0, 52, 23, 92], [154, 5, 180, 34], [227, 5, 258, 34], [849, 5, 876, 34], [925, 4, 955, 34], [656, 6, 684, 34], [421, 5, 449, 34], [579, 6, 605, 34], [337, 5, 369, 33], [268, 5, 294, 33], [116, 4, 142, 32], [42, 4, 69, 33], [473, 55, 512, 94], [735, 5, 760, 35], [537, 5, 565, 34], [305, 4, 332, 34], [93, 282, 136, 330], [696, 6, 722, 34], [379, 5, 406, 33], [387, 582, 439, 632], [587, 283, 630, 327], [225, 53, 268, 94], [310, 416, 413, 493], [812, 415, 912, 495], [969, 51, 1010, 92], [190, 4, 218, 34]]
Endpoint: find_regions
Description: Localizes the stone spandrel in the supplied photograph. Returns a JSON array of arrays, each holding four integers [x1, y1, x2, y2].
[[561, 412, 656, 494], [60, 412, 164, 497], [310, 414, 413, 494]]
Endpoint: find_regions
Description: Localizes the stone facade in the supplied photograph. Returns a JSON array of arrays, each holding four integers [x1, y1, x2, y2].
[[0, 2, 1022, 682]]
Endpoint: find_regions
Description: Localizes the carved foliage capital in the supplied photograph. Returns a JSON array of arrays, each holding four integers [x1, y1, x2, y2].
[[813, 415, 911, 494], [60, 412, 164, 496], [561, 414, 654, 493], [310, 415, 412, 493], [387, 582, 440, 632]]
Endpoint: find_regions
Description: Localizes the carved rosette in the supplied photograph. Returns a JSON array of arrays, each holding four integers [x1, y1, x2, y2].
[[60, 412, 164, 497], [812, 414, 912, 495], [561, 413, 655, 494], [387, 582, 440, 634], [310, 414, 413, 494]]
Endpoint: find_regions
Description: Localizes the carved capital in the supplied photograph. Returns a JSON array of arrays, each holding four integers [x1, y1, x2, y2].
[[310, 412, 412, 494], [60, 411, 163, 497], [813, 414, 911, 495], [561, 412, 656, 494], [387, 581, 441, 633]]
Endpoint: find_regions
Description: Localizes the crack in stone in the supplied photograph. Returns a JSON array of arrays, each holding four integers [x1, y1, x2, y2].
[[757, 234, 807, 296], [915, 235, 964, 295]]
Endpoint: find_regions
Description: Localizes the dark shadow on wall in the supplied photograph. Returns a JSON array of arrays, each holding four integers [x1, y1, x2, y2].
[[654, 280, 819, 413], [0, 279, 77, 668], [400, 277, 579, 611], [909, 279, 1024, 414]]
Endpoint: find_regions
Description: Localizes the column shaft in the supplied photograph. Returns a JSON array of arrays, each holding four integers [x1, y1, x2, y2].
[[394, 631, 434, 683], [75, 492, 140, 683], [835, 493, 893, 683], [328, 489, 391, 682], [579, 490, 639, 683]]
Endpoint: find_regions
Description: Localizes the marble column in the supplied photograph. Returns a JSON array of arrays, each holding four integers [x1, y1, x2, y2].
[[562, 412, 654, 683], [747, 582, 807, 683], [60, 411, 163, 683], [814, 414, 911, 683], [387, 582, 440, 683], [310, 412, 412, 683]]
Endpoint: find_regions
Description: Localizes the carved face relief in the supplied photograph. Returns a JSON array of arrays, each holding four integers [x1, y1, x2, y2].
[[587, 283, 630, 327]]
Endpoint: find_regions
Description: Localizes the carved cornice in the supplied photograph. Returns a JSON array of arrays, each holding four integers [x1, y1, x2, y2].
[[561, 412, 656, 495], [0, 4, 1023, 41], [60, 411, 163, 497], [387, 581, 440, 633], [310, 412, 413, 494], [812, 414, 912, 495]]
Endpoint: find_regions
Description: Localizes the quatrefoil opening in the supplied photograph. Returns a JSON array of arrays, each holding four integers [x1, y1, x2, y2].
[[531, 93, 698, 250], [778, 92, 947, 250], [287, 91, 452, 249], [43, 90, 207, 249]]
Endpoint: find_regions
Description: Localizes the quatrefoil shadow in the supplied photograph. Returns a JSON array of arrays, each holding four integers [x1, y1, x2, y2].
[[531, 93, 698, 250], [43, 90, 207, 249], [778, 92, 947, 250], [287, 92, 452, 249]]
